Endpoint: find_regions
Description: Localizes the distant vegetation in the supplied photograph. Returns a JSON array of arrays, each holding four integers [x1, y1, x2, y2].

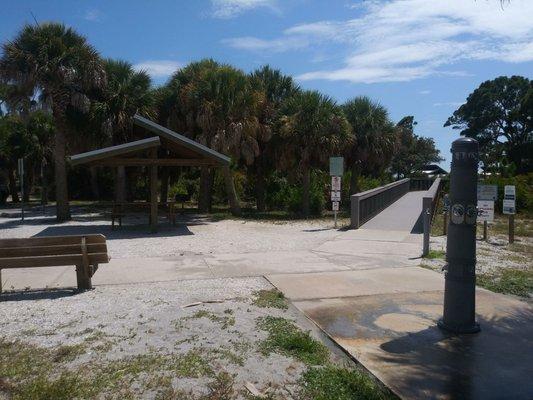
[[2, 22, 529, 219]]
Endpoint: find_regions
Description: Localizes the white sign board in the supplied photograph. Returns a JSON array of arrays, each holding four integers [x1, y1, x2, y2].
[[332, 201, 339, 211], [503, 199, 516, 215], [331, 176, 341, 192], [477, 200, 494, 222], [331, 191, 341, 201], [504, 185, 516, 200], [477, 184, 497, 201]]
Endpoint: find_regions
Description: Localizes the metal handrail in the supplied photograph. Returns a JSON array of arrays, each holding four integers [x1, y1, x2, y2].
[[350, 178, 410, 229]]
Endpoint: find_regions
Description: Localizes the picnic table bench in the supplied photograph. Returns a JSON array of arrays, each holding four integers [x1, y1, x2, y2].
[[0, 234, 109, 293], [111, 201, 176, 229]]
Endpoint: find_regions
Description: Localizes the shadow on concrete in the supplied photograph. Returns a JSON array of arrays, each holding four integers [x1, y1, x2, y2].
[[33, 223, 194, 240], [0, 288, 78, 302], [410, 211, 424, 234], [376, 302, 533, 400]]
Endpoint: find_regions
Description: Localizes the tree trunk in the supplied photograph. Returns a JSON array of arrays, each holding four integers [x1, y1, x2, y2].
[[53, 119, 71, 221], [115, 166, 127, 202], [350, 163, 360, 195], [41, 162, 48, 205], [223, 166, 241, 216], [23, 166, 33, 203], [160, 168, 169, 204], [8, 168, 19, 203], [89, 166, 100, 200], [255, 163, 267, 212], [198, 167, 213, 213], [302, 166, 310, 218]]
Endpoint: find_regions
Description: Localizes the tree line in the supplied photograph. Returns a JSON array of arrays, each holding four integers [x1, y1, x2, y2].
[[1, 22, 446, 219]]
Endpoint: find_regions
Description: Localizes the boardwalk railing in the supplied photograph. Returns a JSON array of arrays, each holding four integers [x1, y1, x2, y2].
[[350, 178, 410, 229], [422, 177, 442, 256]]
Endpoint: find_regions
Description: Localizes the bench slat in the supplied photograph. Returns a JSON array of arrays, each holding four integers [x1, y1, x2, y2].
[[0, 243, 107, 258], [0, 234, 106, 249], [0, 253, 109, 269]]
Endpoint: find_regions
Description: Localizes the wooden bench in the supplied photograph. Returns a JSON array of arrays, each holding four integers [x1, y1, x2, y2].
[[0, 234, 109, 293]]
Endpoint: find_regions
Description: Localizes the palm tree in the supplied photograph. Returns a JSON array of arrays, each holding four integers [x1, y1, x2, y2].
[[0, 23, 105, 221], [249, 65, 298, 211], [93, 59, 153, 201], [342, 96, 396, 194], [277, 90, 351, 217]]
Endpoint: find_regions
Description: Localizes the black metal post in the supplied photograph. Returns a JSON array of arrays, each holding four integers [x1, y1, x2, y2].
[[438, 137, 480, 334]]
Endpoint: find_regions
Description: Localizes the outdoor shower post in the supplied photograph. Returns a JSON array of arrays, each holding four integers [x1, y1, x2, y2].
[[438, 137, 480, 334]]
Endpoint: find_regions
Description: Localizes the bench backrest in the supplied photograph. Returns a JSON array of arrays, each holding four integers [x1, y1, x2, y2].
[[0, 234, 109, 269]]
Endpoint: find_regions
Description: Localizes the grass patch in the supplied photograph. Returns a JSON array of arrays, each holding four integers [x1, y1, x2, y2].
[[299, 365, 393, 400], [423, 250, 445, 260], [256, 316, 329, 365], [252, 289, 288, 310], [189, 310, 235, 330], [477, 268, 533, 298]]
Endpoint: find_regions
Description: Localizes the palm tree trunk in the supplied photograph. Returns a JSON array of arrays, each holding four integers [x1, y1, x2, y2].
[[302, 166, 310, 218], [8, 168, 19, 203], [89, 166, 99, 200], [160, 168, 169, 204], [41, 161, 48, 205], [223, 166, 241, 216], [255, 165, 266, 212], [54, 124, 71, 221], [198, 167, 213, 213], [350, 163, 360, 195], [115, 166, 127, 202]]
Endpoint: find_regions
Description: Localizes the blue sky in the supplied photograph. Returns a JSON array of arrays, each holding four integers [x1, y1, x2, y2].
[[2, 0, 532, 168]]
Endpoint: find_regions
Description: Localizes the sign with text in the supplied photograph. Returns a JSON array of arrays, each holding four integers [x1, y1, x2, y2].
[[329, 157, 344, 176], [504, 185, 516, 200], [331, 176, 341, 192], [477, 200, 494, 222], [503, 199, 516, 215], [332, 201, 339, 211], [477, 184, 497, 201], [331, 191, 341, 201]]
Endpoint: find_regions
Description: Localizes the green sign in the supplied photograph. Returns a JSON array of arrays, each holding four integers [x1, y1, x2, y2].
[[329, 157, 344, 176]]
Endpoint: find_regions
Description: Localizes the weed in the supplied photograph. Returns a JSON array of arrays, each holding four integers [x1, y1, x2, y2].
[[252, 289, 288, 310], [477, 268, 533, 298], [299, 365, 393, 400], [423, 250, 445, 260], [256, 316, 329, 365], [53, 344, 86, 362]]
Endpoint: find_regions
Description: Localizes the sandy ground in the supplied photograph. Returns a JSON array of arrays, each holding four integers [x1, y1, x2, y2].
[[0, 277, 346, 399], [0, 207, 341, 259], [425, 233, 532, 275]]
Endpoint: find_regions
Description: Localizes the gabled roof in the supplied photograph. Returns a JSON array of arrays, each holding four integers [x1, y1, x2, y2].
[[133, 115, 230, 166], [69, 137, 161, 166]]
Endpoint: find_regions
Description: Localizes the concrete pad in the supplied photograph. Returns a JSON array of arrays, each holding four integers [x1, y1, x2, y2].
[[2, 256, 214, 291], [336, 229, 412, 243], [266, 267, 443, 301], [293, 289, 533, 400], [315, 238, 422, 258], [206, 250, 350, 278], [312, 251, 420, 270]]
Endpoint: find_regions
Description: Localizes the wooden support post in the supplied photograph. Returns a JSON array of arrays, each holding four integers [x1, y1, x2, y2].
[[443, 211, 447, 235], [76, 237, 92, 291], [483, 221, 488, 241], [150, 149, 158, 233], [0, 269, 3, 293], [509, 214, 515, 244]]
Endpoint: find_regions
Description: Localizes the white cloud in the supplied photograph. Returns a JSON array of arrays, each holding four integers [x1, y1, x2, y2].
[[133, 60, 182, 78], [224, 0, 533, 83], [210, 0, 278, 18], [84, 9, 102, 22], [433, 102, 464, 107]]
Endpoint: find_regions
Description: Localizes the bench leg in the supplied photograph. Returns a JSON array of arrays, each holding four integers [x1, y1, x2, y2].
[[0, 269, 2, 293], [76, 264, 92, 291]]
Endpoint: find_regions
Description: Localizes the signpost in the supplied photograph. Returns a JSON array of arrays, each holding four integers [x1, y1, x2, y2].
[[329, 157, 343, 228], [18, 158, 24, 222], [503, 185, 516, 243], [477, 184, 497, 241]]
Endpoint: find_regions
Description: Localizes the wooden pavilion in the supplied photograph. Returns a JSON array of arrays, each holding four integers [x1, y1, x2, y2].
[[69, 115, 231, 232]]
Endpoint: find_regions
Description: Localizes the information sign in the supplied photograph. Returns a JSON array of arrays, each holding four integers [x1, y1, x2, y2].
[[477, 184, 497, 201], [477, 200, 494, 222], [331, 176, 341, 192], [331, 191, 341, 201], [329, 157, 344, 176], [503, 199, 516, 215], [332, 201, 339, 211]]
